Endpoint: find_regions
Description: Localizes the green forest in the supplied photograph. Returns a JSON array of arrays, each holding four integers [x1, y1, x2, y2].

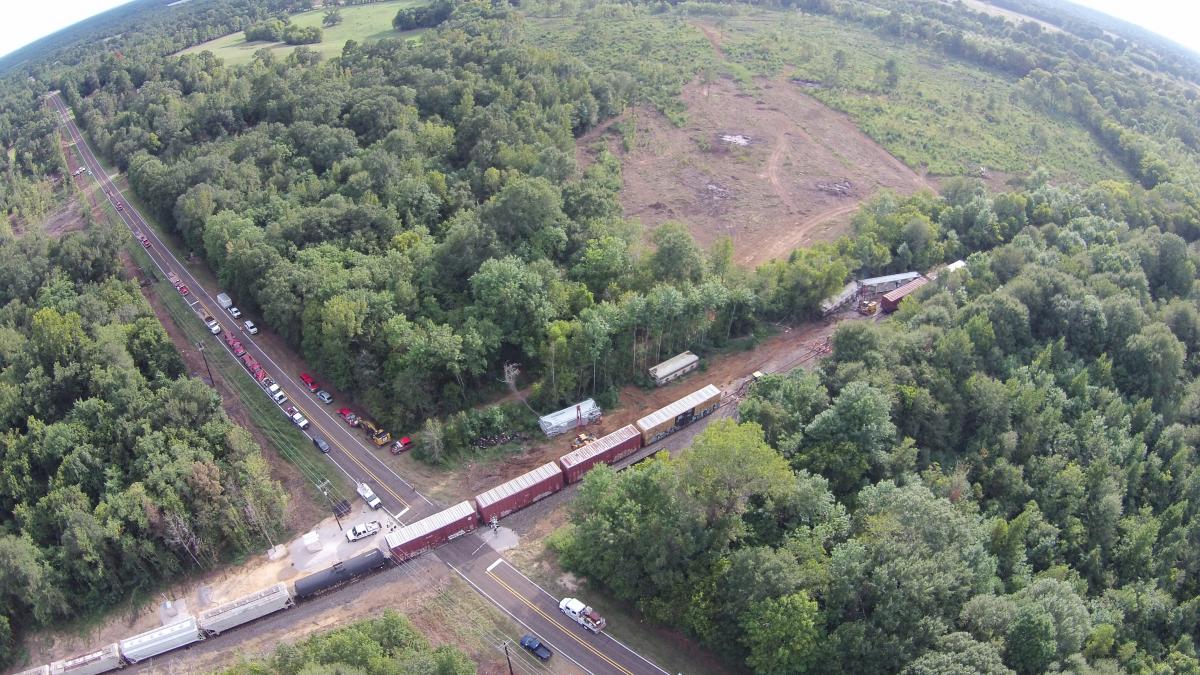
[[0, 225, 288, 664], [2, 0, 1200, 670], [220, 610, 474, 675], [557, 192, 1200, 672]]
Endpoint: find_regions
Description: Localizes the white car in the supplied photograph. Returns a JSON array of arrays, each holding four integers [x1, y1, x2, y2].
[[243, 320, 258, 335], [345, 521, 381, 542], [290, 411, 309, 430], [228, 306, 242, 319]]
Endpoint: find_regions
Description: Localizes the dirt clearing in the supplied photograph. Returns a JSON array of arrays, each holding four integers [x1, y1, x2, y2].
[[581, 75, 931, 267], [400, 314, 859, 506]]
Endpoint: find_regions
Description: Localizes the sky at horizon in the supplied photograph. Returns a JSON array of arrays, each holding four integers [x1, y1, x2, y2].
[[1, 0, 1198, 62]]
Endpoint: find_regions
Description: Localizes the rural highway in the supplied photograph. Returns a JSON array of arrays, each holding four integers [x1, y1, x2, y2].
[[50, 92, 672, 675], [442, 536, 670, 675], [48, 91, 435, 523]]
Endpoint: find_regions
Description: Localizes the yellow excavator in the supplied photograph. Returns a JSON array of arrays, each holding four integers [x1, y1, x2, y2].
[[359, 419, 391, 446]]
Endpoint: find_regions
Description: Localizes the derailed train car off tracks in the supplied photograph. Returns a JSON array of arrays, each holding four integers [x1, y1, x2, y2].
[[24, 383, 725, 673]]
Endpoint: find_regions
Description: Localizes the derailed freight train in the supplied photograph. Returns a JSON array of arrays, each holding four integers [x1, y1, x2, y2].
[[19, 384, 723, 675], [381, 384, 723, 560]]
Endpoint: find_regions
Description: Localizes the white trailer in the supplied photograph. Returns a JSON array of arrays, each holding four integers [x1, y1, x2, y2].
[[48, 643, 121, 675], [538, 399, 601, 437], [216, 292, 233, 309], [118, 617, 205, 664], [648, 351, 700, 386], [197, 583, 294, 635], [859, 271, 921, 295]]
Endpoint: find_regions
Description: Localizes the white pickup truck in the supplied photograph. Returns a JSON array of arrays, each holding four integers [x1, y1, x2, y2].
[[356, 483, 382, 509], [559, 598, 606, 633], [203, 315, 221, 335], [345, 521, 381, 542]]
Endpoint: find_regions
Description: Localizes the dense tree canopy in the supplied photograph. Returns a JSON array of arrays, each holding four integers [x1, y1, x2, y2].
[[557, 199, 1200, 673], [0, 226, 288, 667]]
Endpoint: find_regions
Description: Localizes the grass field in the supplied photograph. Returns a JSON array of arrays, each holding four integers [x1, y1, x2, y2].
[[719, 12, 1124, 182], [181, 1, 425, 66], [533, 7, 1123, 184]]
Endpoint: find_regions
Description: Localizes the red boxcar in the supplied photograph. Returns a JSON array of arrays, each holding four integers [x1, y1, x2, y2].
[[385, 501, 478, 562], [475, 462, 564, 523], [881, 276, 929, 313], [558, 425, 642, 484]]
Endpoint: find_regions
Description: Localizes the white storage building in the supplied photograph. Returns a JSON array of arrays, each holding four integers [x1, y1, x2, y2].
[[118, 618, 205, 664], [198, 583, 294, 635], [538, 399, 601, 437], [48, 643, 121, 675], [859, 271, 921, 294], [648, 351, 700, 386]]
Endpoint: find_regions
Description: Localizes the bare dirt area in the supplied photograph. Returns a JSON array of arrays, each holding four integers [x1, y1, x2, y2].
[[403, 314, 857, 507], [581, 75, 932, 267]]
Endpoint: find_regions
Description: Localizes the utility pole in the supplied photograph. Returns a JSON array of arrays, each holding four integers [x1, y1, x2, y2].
[[502, 641, 514, 675], [318, 480, 344, 531], [195, 342, 214, 385]]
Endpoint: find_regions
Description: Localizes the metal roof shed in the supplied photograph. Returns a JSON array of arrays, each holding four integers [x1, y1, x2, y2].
[[648, 351, 700, 386], [538, 399, 601, 437], [118, 618, 205, 663], [859, 271, 921, 293]]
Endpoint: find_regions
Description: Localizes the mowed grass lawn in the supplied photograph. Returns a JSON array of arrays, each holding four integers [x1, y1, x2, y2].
[[181, 1, 425, 66]]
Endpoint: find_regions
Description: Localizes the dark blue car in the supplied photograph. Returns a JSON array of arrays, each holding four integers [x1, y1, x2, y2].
[[520, 635, 552, 661]]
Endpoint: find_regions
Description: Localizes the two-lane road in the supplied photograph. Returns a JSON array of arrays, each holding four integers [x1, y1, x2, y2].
[[51, 92, 673, 675], [49, 91, 435, 522], [442, 534, 671, 675]]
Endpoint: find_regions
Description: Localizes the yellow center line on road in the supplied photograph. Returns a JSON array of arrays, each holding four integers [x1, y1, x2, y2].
[[486, 569, 634, 675], [290, 398, 411, 510], [51, 94, 416, 518]]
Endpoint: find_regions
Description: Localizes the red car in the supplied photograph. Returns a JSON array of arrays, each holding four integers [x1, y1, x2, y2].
[[138, 235, 151, 248], [390, 437, 413, 455], [299, 373, 319, 392], [178, 285, 189, 296], [337, 408, 359, 427]]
